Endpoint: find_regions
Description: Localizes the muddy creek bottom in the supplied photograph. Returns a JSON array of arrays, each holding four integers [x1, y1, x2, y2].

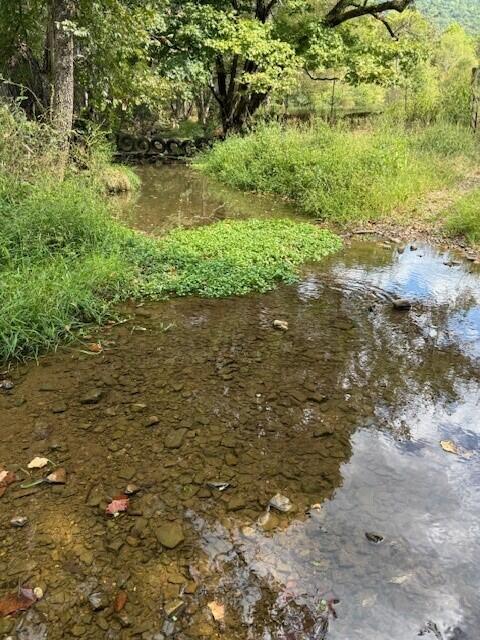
[[1, 170, 480, 640]]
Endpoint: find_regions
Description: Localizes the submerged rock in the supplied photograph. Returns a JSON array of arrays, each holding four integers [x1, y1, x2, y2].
[[164, 428, 187, 449], [144, 415, 160, 427], [125, 483, 141, 495], [269, 493, 292, 513], [164, 598, 184, 617], [89, 591, 109, 611], [365, 531, 384, 544], [10, 516, 28, 528], [273, 319, 289, 331], [156, 522, 185, 549], [80, 389, 104, 405], [392, 298, 412, 310]]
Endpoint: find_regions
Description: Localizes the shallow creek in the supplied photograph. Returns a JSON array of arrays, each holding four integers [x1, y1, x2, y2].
[[1, 165, 480, 640]]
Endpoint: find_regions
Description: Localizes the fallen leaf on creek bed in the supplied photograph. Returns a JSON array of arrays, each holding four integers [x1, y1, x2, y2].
[[114, 591, 127, 612], [19, 478, 46, 489], [207, 481, 230, 492], [87, 343, 103, 353], [0, 586, 37, 617], [47, 467, 67, 484], [207, 601, 225, 622], [27, 456, 50, 469], [106, 495, 129, 516], [440, 440, 473, 459], [0, 469, 16, 498]]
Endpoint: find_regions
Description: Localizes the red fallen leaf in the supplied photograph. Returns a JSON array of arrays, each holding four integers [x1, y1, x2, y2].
[[0, 586, 37, 617], [46, 467, 67, 484], [114, 590, 127, 612], [0, 469, 16, 498], [106, 494, 129, 516], [87, 343, 103, 353]]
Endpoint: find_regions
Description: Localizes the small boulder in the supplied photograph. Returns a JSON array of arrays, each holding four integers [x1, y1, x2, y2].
[[156, 522, 185, 549]]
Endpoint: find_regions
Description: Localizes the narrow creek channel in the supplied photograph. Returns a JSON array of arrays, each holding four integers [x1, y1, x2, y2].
[[1, 165, 479, 640]]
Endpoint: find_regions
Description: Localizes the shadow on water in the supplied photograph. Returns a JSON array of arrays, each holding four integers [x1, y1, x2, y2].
[[0, 165, 479, 639]]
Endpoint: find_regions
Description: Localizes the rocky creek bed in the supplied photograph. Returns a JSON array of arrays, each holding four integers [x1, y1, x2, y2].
[[1, 166, 480, 640]]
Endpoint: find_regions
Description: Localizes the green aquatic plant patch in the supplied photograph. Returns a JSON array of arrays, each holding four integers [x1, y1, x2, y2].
[[0, 178, 341, 360]]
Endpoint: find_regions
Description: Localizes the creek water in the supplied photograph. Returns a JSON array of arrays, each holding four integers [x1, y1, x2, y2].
[[1, 165, 479, 640]]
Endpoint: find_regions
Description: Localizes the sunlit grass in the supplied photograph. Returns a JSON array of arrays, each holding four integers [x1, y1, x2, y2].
[[444, 187, 480, 244], [195, 120, 477, 224]]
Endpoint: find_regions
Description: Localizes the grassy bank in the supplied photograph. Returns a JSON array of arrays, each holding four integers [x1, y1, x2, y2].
[[0, 188, 340, 360], [444, 188, 480, 244], [0, 104, 340, 360], [195, 120, 478, 225]]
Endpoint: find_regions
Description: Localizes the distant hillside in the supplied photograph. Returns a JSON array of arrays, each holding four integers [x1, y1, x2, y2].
[[417, 0, 480, 32]]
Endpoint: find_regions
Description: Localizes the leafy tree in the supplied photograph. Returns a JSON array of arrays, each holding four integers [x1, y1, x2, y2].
[[156, 0, 415, 133], [0, 0, 165, 129]]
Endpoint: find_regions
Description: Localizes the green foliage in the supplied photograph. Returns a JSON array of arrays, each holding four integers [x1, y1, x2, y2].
[[0, 189, 340, 359], [149, 219, 341, 297], [300, 10, 433, 87], [196, 120, 476, 223], [0, 105, 340, 360], [444, 188, 480, 243], [417, 0, 480, 33]]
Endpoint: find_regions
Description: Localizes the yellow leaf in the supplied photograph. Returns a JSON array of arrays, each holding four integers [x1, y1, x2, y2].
[[27, 457, 49, 469], [208, 601, 225, 622]]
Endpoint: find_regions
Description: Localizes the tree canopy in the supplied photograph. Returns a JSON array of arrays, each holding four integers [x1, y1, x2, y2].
[[0, 0, 478, 135]]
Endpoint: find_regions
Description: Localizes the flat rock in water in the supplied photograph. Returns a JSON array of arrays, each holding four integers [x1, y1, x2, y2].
[[164, 428, 187, 449], [156, 522, 185, 549], [227, 494, 246, 511], [365, 531, 384, 544], [392, 298, 412, 310], [89, 591, 109, 611], [80, 389, 104, 405]]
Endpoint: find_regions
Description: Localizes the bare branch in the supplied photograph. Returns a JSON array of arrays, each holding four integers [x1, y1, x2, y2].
[[371, 13, 398, 39], [304, 69, 339, 82], [324, 0, 413, 27]]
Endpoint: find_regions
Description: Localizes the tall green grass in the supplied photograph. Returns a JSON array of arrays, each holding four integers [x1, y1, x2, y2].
[[195, 120, 477, 224], [0, 103, 341, 360], [0, 181, 341, 359], [444, 188, 480, 244]]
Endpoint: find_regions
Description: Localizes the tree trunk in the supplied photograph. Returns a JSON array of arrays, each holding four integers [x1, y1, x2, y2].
[[51, 0, 75, 173]]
